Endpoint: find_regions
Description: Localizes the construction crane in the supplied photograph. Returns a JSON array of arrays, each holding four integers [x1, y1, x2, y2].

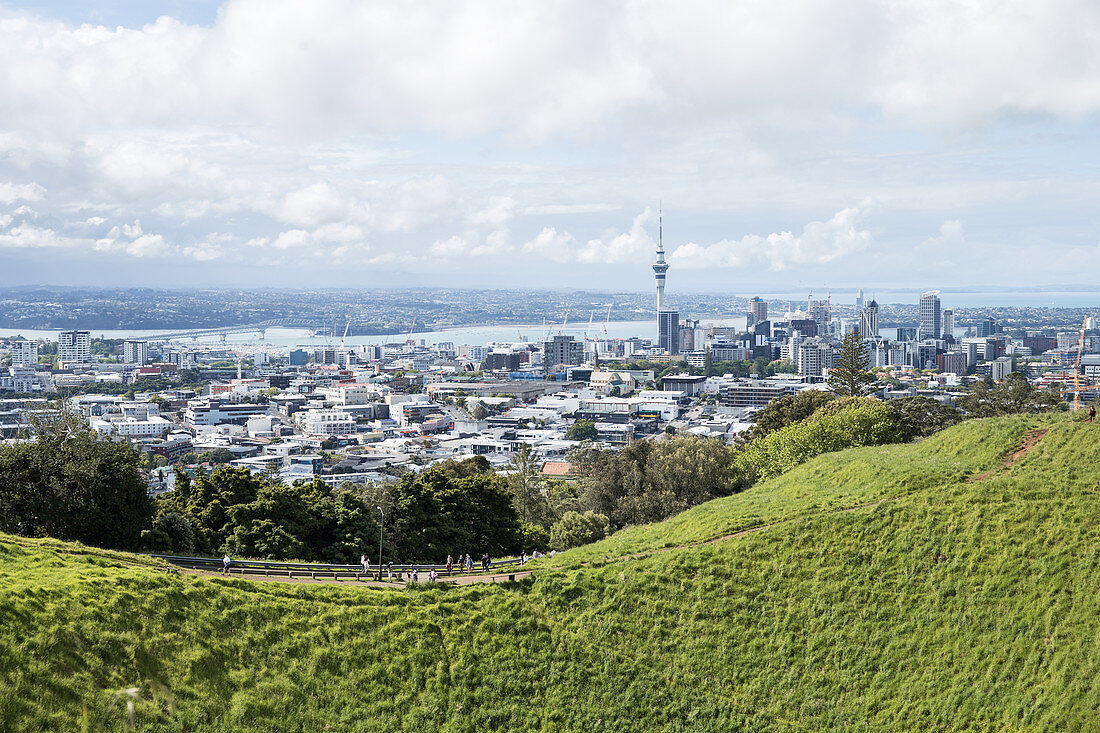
[[340, 319, 351, 347], [405, 317, 417, 347], [603, 303, 612, 336], [1070, 316, 1090, 411]]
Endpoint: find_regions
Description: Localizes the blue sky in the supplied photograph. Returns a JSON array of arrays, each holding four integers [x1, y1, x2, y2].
[[2, 1, 1100, 293]]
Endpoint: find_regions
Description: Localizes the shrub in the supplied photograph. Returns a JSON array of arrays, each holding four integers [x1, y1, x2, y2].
[[551, 511, 610, 550]]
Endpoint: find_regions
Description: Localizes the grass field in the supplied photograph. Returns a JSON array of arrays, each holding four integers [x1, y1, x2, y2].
[[3, 413, 1100, 731]]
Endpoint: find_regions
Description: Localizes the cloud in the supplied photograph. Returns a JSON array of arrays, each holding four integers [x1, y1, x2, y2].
[[0, 182, 45, 204], [468, 196, 518, 227], [520, 208, 656, 264], [669, 204, 873, 270], [921, 220, 965, 250], [3, 1, 1100, 140]]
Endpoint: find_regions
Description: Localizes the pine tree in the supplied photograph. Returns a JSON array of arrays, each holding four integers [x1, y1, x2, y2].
[[827, 331, 877, 397]]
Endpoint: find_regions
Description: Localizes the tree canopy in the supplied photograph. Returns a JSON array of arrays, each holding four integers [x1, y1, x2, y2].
[[827, 332, 877, 397], [0, 411, 152, 550]]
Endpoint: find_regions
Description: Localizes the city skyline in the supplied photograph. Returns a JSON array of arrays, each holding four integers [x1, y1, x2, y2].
[[3, 2, 1100, 291]]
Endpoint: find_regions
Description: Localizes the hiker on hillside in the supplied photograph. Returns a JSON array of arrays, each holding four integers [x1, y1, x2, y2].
[[360, 554, 369, 573], [1089, 405, 1096, 423], [411, 567, 419, 583], [446, 555, 453, 574], [387, 561, 393, 580], [222, 555, 232, 575], [465, 553, 473, 572]]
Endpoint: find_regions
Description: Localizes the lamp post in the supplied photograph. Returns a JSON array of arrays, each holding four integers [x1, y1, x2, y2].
[[376, 506, 385, 582]]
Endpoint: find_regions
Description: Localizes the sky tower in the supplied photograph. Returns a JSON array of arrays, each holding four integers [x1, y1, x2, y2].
[[653, 206, 668, 320]]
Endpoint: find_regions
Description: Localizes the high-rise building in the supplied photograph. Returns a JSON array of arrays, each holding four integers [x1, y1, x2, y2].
[[9, 338, 38, 367], [58, 330, 91, 366], [896, 327, 917, 342], [976, 318, 999, 338], [658, 310, 680, 355], [855, 289, 864, 310], [941, 309, 954, 340], [652, 208, 668, 342], [747, 297, 767, 328], [918, 291, 942, 340], [543, 335, 584, 368], [808, 298, 831, 340], [123, 339, 148, 365], [858, 299, 880, 338]]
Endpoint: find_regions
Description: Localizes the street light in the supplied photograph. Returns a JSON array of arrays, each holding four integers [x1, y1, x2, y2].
[[376, 506, 385, 582]]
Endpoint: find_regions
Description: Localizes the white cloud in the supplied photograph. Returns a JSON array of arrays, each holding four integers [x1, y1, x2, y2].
[[0, 223, 66, 249], [468, 196, 518, 227], [0, 182, 45, 204], [1, 1, 1100, 142], [669, 204, 873, 271]]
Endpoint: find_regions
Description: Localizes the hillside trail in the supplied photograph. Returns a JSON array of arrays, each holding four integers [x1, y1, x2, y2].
[[162, 429, 1054, 588], [970, 428, 1048, 482], [177, 566, 534, 588]]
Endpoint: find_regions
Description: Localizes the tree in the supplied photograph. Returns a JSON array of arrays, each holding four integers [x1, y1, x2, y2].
[[155, 513, 195, 553], [565, 419, 598, 441], [507, 443, 548, 527], [885, 396, 962, 441], [771, 359, 797, 374], [956, 371, 1063, 417], [0, 409, 152, 550], [750, 389, 836, 439], [736, 397, 902, 482], [199, 447, 236, 465], [828, 331, 877, 397], [469, 402, 489, 420], [390, 469, 523, 561], [550, 511, 610, 550]]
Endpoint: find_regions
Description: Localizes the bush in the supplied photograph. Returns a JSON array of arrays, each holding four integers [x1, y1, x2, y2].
[[156, 513, 195, 554], [736, 397, 902, 482], [551, 511, 610, 550]]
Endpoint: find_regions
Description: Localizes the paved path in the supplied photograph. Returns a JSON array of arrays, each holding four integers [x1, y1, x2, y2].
[[179, 567, 535, 587]]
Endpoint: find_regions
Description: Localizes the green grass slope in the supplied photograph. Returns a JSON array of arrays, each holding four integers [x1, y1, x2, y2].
[[4, 414, 1100, 731], [543, 414, 1043, 566]]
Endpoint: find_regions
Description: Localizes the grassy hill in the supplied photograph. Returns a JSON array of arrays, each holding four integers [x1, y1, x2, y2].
[[4, 413, 1100, 730]]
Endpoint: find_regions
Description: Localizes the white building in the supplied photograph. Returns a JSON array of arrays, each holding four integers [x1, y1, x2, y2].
[[90, 415, 172, 438], [58, 330, 91, 366], [9, 339, 38, 367], [991, 356, 1014, 380], [301, 409, 356, 436], [123, 340, 149, 365]]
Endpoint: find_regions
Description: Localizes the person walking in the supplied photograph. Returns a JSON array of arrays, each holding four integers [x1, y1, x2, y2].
[[465, 553, 473, 573], [411, 567, 419, 583], [387, 561, 393, 580], [360, 554, 370, 574], [1089, 405, 1096, 423], [221, 554, 232, 575], [446, 554, 453, 574]]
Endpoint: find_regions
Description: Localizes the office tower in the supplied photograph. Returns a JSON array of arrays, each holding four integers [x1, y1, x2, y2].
[[659, 309, 680, 355], [896, 327, 917, 342], [855, 289, 864, 309], [977, 318, 998, 338], [747, 296, 767, 328], [918, 291, 942, 340], [941, 309, 954, 339], [858, 299, 880, 338], [123, 339, 148, 365], [58, 330, 91, 366]]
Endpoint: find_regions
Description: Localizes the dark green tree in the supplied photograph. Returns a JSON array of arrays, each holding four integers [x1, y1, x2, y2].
[[0, 410, 152, 550], [956, 371, 1063, 416], [565, 419, 598, 441], [828, 331, 877, 397], [885, 396, 963, 441]]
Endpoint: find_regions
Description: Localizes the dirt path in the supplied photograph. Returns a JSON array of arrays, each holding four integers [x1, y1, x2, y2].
[[971, 428, 1048, 482]]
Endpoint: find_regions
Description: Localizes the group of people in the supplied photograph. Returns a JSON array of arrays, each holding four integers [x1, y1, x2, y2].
[[217, 549, 524, 580]]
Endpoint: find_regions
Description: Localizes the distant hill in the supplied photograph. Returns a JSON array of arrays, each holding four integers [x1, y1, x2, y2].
[[3, 413, 1099, 730]]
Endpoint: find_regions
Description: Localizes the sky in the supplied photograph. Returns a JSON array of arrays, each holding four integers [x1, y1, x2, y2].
[[2, 1, 1100, 294]]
